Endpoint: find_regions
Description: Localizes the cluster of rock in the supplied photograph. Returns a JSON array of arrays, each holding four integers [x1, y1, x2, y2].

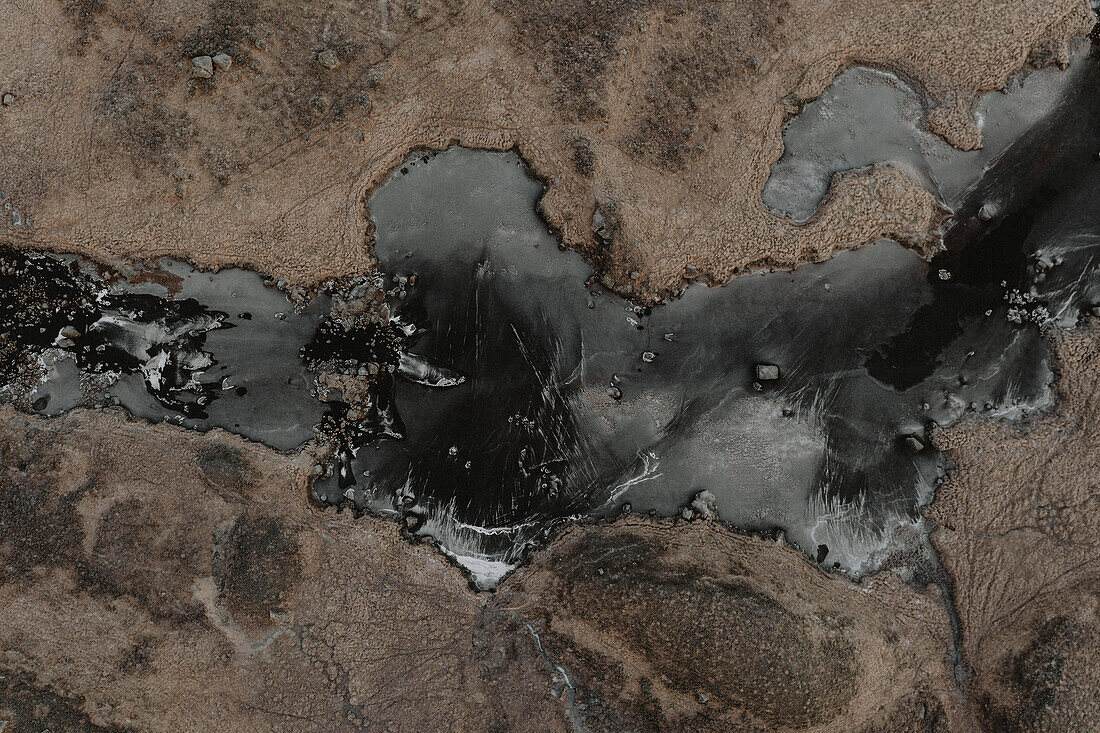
[[191, 53, 233, 79], [680, 490, 719, 521]]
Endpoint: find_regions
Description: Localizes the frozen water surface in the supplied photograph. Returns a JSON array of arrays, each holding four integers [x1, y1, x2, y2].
[[4, 50, 1100, 587]]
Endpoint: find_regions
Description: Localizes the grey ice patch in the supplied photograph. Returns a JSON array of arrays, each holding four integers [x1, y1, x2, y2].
[[763, 41, 1091, 220]]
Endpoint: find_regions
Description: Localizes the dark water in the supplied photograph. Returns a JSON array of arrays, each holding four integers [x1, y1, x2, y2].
[[3, 51, 1099, 587]]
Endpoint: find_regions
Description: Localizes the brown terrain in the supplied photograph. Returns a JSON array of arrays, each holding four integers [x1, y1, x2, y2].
[[2, 0, 1099, 730], [1, 0, 1093, 299], [0, 407, 965, 731], [929, 320, 1100, 733]]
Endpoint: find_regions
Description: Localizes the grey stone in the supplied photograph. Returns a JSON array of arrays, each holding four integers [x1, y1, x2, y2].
[[212, 53, 233, 71], [1, 93, 13, 107], [755, 363, 780, 381], [690, 490, 718, 520], [317, 49, 340, 70], [904, 435, 924, 453], [191, 56, 214, 79]]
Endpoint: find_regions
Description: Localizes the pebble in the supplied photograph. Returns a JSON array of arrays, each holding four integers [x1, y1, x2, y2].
[[1, 93, 13, 107], [904, 435, 924, 453], [317, 49, 341, 70], [978, 202, 998, 221], [754, 363, 780, 381], [59, 325, 81, 339], [211, 53, 233, 71], [641, 351, 655, 363], [191, 56, 214, 79]]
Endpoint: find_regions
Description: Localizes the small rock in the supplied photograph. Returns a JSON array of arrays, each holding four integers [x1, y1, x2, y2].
[[59, 325, 81, 339], [904, 435, 924, 453], [317, 49, 341, 70], [56, 338, 75, 348], [211, 53, 233, 71], [404, 514, 420, 530], [680, 506, 695, 521], [978, 202, 998, 221], [1, 93, 13, 107], [1090, 305, 1100, 317], [406, 2, 433, 20], [695, 691, 710, 704], [641, 351, 655, 363], [755, 363, 780, 381], [191, 56, 214, 79], [690, 490, 718, 520]]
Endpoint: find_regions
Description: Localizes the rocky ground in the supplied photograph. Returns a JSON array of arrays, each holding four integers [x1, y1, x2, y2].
[[2, 0, 1099, 731]]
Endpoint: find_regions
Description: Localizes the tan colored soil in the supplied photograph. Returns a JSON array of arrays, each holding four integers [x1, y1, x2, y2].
[[0, 0, 1092, 300], [0, 408, 568, 731], [498, 517, 968, 731], [0, 407, 969, 731], [929, 320, 1100, 732]]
